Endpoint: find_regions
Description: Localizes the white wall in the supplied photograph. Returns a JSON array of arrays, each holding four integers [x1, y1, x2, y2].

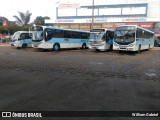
[[147, 0, 160, 21], [55, 0, 160, 23]]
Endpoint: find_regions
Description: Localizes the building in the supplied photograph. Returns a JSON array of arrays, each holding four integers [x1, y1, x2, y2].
[[46, 0, 160, 31]]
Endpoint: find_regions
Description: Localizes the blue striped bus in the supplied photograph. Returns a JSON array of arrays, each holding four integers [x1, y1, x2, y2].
[[11, 31, 32, 48], [88, 28, 114, 51], [113, 25, 154, 53], [32, 25, 90, 51]]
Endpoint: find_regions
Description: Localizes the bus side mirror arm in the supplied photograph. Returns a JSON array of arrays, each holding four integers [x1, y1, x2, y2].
[[44, 31, 48, 41]]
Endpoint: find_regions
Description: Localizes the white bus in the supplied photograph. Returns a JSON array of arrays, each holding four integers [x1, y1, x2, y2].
[[11, 31, 32, 48], [32, 25, 90, 51], [88, 28, 114, 51], [113, 25, 154, 53]]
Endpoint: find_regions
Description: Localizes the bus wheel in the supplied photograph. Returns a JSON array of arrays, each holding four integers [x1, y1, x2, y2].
[[137, 45, 141, 53], [22, 44, 27, 48], [82, 43, 87, 49], [110, 45, 113, 50], [148, 45, 150, 50], [53, 43, 60, 51]]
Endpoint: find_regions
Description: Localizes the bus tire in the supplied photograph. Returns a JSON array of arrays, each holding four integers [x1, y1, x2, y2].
[[137, 45, 141, 53], [110, 45, 113, 50], [82, 43, 87, 49], [22, 44, 27, 48], [148, 45, 150, 50], [53, 43, 60, 51]]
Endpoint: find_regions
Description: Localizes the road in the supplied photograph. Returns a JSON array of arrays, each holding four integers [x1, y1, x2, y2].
[[0, 46, 160, 120]]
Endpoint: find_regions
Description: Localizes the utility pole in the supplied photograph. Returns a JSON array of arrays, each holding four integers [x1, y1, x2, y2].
[[91, 0, 94, 30]]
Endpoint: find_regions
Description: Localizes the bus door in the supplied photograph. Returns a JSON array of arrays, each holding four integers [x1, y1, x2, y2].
[[63, 30, 71, 48], [106, 31, 114, 45]]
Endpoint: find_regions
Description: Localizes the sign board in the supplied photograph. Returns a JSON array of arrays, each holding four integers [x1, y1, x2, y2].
[[2, 20, 7, 27], [58, 3, 80, 9]]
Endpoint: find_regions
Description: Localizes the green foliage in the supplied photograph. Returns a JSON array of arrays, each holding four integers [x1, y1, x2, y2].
[[34, 16, 50, 25], [0, 16, 8, 26], [13, 10, 32, 26], [0, 21, 30, 35], [0, 13, 51, 36], [0, 12, 33, 36]]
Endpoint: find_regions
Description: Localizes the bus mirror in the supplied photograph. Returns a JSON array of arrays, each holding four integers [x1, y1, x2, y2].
[[44, 31, 48, 41], [45, 31, 48, 38], [29, 33, 32, 37], [29, 27, 32, 37], [45, 32, 48, 37]]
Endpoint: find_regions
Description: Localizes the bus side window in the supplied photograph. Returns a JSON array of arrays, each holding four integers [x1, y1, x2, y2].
[[26, 33, 32, 39], [72, 31, 80, 39], [19, 33, 26, 40], [53, 29, 63, 38], [64, 30, 71, 38], [102, 34, 106, 41], [136, 28, 142, 39], [81, 32, 88, 39]]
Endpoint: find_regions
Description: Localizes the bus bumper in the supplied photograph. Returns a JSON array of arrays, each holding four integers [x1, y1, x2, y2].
[[113, 46, 137, 51], [12, 42, 22, 48], [88, 44, 110, 51], [37, 42, 53, 49], [113, 42, 137, 51]]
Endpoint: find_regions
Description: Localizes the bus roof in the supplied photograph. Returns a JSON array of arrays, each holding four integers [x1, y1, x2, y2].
[[90, 28, 114, 32], [39, 25, 89, 33], [116, 25, 154, 34], [14, 31, 32, 33]]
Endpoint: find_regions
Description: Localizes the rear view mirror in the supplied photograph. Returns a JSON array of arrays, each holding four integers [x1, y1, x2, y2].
[[44, 31, 48, 41]]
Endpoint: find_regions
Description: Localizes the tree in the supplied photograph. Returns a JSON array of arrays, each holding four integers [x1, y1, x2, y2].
[[34, 16, 50, 25], [0, 16, 8, 26], [13, 10, 32, 27]]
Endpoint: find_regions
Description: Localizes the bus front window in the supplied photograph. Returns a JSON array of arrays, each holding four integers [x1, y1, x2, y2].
[[32, 31, 43, 40], [32, 26, 43, 41], [114, 26, 136, 44], [90, 32, 105, 41], [12, 32, 20, 41]]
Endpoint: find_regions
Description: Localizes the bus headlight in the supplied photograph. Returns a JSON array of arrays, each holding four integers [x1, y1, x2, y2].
[[100, 41, 106, 45], [113, 42, 119, 46], [128, 43, 135, 47]]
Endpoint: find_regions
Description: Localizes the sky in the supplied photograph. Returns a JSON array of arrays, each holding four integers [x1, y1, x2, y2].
[[0, 0, 56, 22], [0, 0, 148, 22]]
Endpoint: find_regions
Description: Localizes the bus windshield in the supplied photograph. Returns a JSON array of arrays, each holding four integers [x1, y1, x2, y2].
[[12, 32, 20, 39], [90, 32, 105, 41], [114, 26, 136, 44], [11, 32, 20, 41], [32, 26, 43, 41]]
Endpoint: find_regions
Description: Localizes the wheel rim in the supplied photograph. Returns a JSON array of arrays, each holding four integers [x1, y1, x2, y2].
[[22, 44, 26, 48], [82, 44, 86, 49], [54, 44, 59, 51]]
